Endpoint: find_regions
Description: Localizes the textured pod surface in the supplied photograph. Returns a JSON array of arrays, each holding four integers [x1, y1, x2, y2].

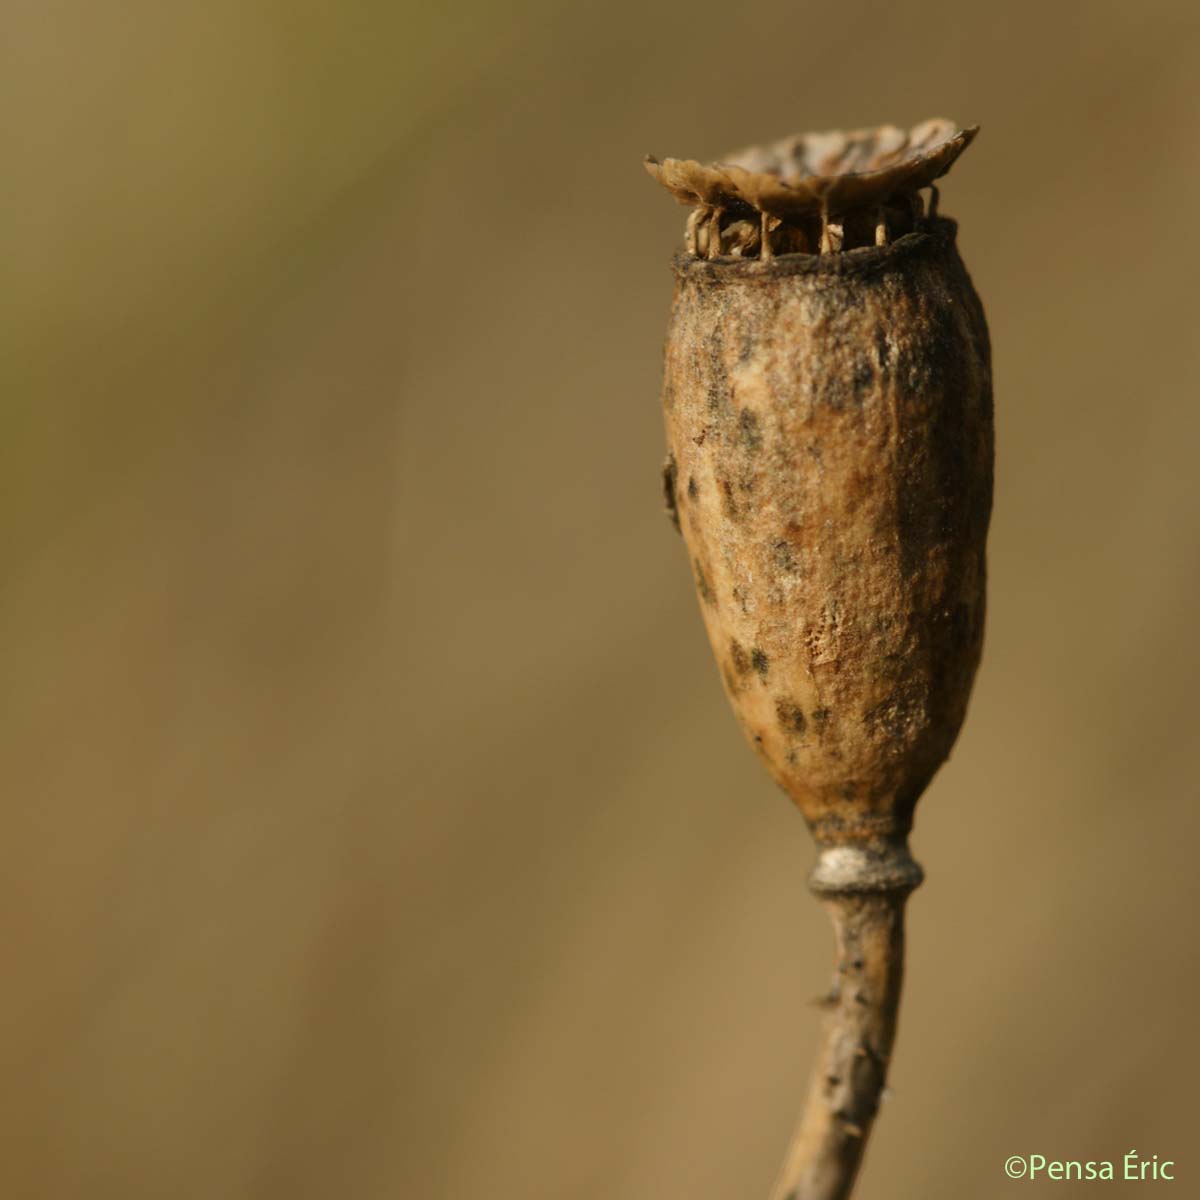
[[662, 219, 992, 847]]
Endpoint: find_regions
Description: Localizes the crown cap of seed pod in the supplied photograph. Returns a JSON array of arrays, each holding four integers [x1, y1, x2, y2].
[[645, 118, 977, 217]]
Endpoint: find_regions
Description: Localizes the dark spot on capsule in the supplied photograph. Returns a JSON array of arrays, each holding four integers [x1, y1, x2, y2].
[[775, 699, 806, 735], [661, 453, 679, 533], [874, 327, 891, 371], [719, 477, 739, 520], [729, 640, 750, 676], [818, 372, 849, 412], [693, 561, 714, 605], [738, 332, 753, 363], [812, 707, 831, 733], [731, 584, 750, 615], [704, 332, 730, 415], [751, 648, 769, 678], [773, 540, 799, 574], [852, 359, 874, 401], [864, 687, 920, 740], [687, 475, 699, 500], [737, 408, 762, 453]]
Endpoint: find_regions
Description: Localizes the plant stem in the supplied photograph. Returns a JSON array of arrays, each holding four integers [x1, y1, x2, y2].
[[767, 847, 923, 1200]]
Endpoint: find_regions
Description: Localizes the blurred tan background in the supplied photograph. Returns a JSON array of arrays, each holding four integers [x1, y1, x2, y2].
[[4, 1, 1200, 1196]]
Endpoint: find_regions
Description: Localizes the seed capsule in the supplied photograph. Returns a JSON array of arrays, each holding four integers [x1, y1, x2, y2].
[[650, 120, 992, 851]]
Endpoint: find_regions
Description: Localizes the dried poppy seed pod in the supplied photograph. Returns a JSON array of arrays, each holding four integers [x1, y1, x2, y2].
[[652, 118, 991, 862], [648, 120, 992, 1200]]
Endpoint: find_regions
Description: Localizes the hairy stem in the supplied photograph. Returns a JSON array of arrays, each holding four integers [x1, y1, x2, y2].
[[767, 847, 922, 1200]]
